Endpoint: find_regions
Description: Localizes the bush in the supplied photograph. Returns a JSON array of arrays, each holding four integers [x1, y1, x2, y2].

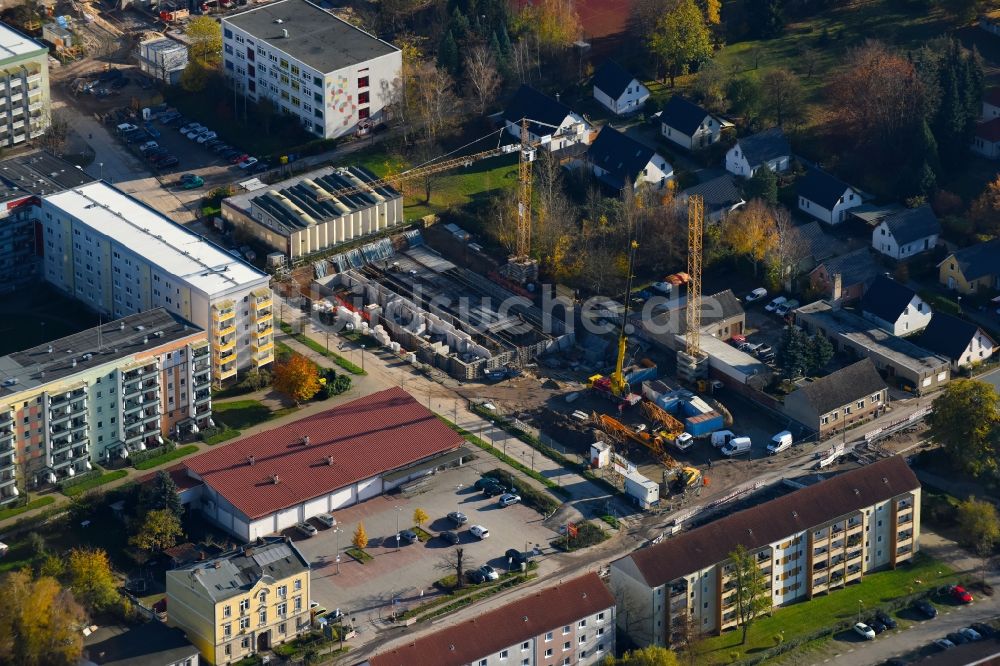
[[128, 440, 176, 466], [554, 522, 608, 551], [484, 469, 560, 516]]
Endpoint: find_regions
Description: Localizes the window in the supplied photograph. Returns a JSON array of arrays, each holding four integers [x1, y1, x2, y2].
[[479, 661, 487, 666], [279, 623, 286, 634], [358, 91, 369, 104], [224, 605, 232, 618], [223, 623, 232, 638], [597, 612, 605, 621], [258, 609, 267, 625], [294, 579, 302, 591], [545, 632, 553, 642], [545, 649, 553, 657], [359, 107, 370, 120], [499, 650, 508, 659], [225, 646, 231, 657], [563, 641, 571, 651], [563, 626, 571, 634], [239, 599, 250, 613], [521, 660, 529, 666], [224, 28, 232, 38], [857, 400, 865, 409], [291, 65, 300, 76], [578, 619, 587, 628], [358, 76, 369, 88], [277, 602, 287, 617], [521, 642, 529, 650], [258, 591, 267, 603], [239, 617, 250, 630], [579, 635, 587, 644], [279, 58, 288, 69], [294, 596, 302, 612]]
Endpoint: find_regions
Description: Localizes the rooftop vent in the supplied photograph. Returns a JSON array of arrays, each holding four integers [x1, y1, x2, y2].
[[882, 477, 888, 484], [213, 560, 222, 569], [143, 336, 148, 345], [248, 455, 256, 466], [281, 28, 289, 38], [326, 455, 335, 466], [747, 528, 752, 535], [71, 359, 77, 367], [46, 345, 52, 354], [271, 473, 280, 484], [792, 511, 798, 518], [449, 645, 455, 651], [301, 435, 310, 446], [274, 17, 283, 23], [523, 615, 529, 621], [135, 326, 145, 331], [119, 322, 125, 330], [854, 488, 861, 495]]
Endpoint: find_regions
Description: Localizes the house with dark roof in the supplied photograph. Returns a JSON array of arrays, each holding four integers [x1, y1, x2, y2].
[[938, 239, 1000, 294], [918, 311, 996, 370], [364, 573, 616, 666], [973, 117, 1000, 159], [783, 359, 888, 437], [724, 127, 792, 178], [586, 126, 673, 190], [502, 84, 593, 153], [850, 203, 905, 227], [81, 621, 200, 666], [983, 87, 1000, 119], [782, 220, 846, 283], [871, 205, 941, 260], [177, 387, 468, 541], [797, 168, 863, 225], [860, 275, 932, 336], [808, 247, 881, 303], [676, 174, 745, 223], [660, 95, 722, 150], [592, 60, 649, 115], [609, 456, 920, 646], [638, 289, 745, 350]]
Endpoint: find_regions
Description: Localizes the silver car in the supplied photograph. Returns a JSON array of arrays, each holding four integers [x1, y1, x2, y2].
[[294, 521, 317, 538], [314, 513, 336, 528]]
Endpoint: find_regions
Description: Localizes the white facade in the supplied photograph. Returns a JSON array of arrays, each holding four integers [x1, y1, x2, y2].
[[864, 294, 932, 337], [725, 145, 790, 178], [38, 182, 274, 384], [973, 132, 1000, 159], [504, 113, 593, 153], [872, 221, 939, 260], [591, 153, 673, 190], [957, 330, 995, 368], [0, 23, 50, 147], [593, 79, 649, 115], [983, 100, 1000, 119], [661, 115, 719, 151], [799, 187, 861, 225], [222, 4, 401, 140]]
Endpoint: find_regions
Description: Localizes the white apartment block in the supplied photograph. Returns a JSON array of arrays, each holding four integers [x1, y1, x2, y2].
[[0, 22, 50, 147], [38, 182, 274, 385], [0, 309, 211, 500], [366, 573, 615, 666], [610, 457, 920, 648], [222, 0, 401, 140]]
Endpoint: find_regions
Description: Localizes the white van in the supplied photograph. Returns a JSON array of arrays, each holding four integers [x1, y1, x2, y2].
[[673, 432, 694, 451], [721, 436, 752, 457], [711, 430, 736, 448], [767, 431, 793, 455]]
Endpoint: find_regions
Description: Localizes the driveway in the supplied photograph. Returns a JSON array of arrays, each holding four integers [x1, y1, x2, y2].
[[293, 463, 559, 618]]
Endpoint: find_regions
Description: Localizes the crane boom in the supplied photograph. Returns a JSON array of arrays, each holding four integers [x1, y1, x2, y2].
[[609, 240, 639, 398], [515, 117, 533, 259], [685, 195, 704, 357], [640, 401, 685, 437]]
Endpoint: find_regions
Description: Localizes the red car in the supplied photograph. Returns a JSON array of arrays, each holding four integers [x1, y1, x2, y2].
[[950, 585, 974, 604], [228, 153, 249, 164]]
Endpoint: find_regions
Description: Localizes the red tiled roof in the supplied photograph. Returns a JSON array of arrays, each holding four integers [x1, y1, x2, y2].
[[183, 387, 464, 519], [976, 118, 1000, 143], [137, 464, 204, 492], [619, 456, 919, 588], [368, 573, 615, 666], [985, 87, 1000, 108]]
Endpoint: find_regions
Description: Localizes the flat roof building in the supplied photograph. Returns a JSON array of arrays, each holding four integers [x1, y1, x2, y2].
[[0, 308, 210, 502], [221, 0, 401, 139], [794, 300, 951, 394], [0, 22, 51, 148], [38, 181, 274, 384], [221, 164, 403, 260], [177, 387, 468, 541], [610, 456, 920, 647]]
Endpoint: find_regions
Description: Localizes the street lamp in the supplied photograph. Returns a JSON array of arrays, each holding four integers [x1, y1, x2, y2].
[[361, 344, 366, 372], [394, 505, 402, 552], [858, 600, 864, 624], [98, 162, 103, 180], [333, 527, 342, 574]]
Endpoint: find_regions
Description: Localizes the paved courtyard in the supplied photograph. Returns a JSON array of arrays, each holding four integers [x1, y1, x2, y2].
[[293, 462, 560, 619]]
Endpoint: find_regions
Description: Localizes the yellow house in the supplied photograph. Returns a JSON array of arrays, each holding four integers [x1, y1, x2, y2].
[[166, 537, 311, 665], [938, 239, 1000, 295]]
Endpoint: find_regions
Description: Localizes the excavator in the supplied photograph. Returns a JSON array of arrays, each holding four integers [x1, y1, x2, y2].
[[588, 240, 641, 406]]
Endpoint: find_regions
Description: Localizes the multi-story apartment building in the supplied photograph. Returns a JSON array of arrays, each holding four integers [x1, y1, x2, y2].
[[38, 181, 274, 384], [0, 151, 93, 293], [221, 0, 401, 140], [166, 536, 311, 665], [609, 457, 920, 647], [0, 22, 50, 148], [0, 308, 211, 501], [365, 573, 615, 666]]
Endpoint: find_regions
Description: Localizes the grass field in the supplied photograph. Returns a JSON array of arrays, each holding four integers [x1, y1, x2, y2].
[[212, 400, 298, 430], [0, 496, 55, 522], [204, 427, 241, 445], [698, 554, 953, 663], [133, 445, 200, 471], [62, 470, 129, 497]]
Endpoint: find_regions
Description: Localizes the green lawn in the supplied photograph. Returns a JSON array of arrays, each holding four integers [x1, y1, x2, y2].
[[213, 400, 299, 430], [278, 322, 366, 375], [62, 470, 129, 497], [698, 554, 954, 663], [0, 496, 55, 522], [204, 427, 241, 445], [133, 445, 199, 471]]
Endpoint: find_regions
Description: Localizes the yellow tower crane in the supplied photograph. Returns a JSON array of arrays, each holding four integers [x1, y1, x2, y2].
[[677, 194, 709, 382]]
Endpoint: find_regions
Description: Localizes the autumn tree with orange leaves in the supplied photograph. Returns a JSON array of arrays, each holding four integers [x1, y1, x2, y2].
[[272, 352, 321, 405]]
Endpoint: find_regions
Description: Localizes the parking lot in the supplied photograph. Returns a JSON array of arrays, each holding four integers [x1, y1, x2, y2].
[[292, 462, 560, 619]]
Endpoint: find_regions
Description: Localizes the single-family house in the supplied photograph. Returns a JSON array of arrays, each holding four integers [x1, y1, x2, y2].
[[724, 127, 792, 178], [938, 239, 1000, 294], [639, 288, 745, 351], [502, 84, 594, 153], [660, 95, 721, 151], [871, 205, 941, 260], [586, 126, 673, 190], [850, 203, 905, 227], [676, 174, 745, 224], [809, 247, 881, 303], [783, 358, 888, 438], [592, 60, 649, 115], [972, 118, 1000, 159], [980, 9, 1000, 37], [783, 220, 846, 278], [918, 311, 996, 370], [859, 275, 932, 337], [797, 169, 863, 225], [983, 87, 1000, 119]]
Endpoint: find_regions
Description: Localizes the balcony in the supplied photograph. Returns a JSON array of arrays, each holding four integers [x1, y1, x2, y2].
[[195, 402, 212, 416], [216, 322, 237, 338], [193, 344, 210, 359], [123, 400, 144, 416], [0, 411, 13, 429], [252, 295, 272, 312], [813, 561, 827, 571], [898, 512, 913, 525], [215, 336, 237, 354], [252, 340, 273, 355], [847, 550, 863, 563], [256, 323, 274, 337], [9, 92, 21, 104], [217, 364, 238, 381], [212, 307, 236, 324], [194, 390, 211, 405], [26, 73, 40, 84]]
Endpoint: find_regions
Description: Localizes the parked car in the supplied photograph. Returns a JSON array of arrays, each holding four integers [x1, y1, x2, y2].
[[204, 139, 224, 149], [960, 627, 982, 641], [946, 632, 970, 645], [949, 585, 974, 604], [139, 141, 159, 153], [745, 287, 768, 302], [651, 281, 672, 294], [931, 638, 955, 650], [228, 153, 250, 164], [143, 124, 161, 138], [470, 524, 489, 539], [314, 513, 336, 528], [505, 548, 532, 566], [179, 122, 202, 134], [875, 611, 897, 630], [478, 564, 499, 581], [197, 131, 218, 144], [212, 143, 233, 153], [474, 477, 502, 491], [180, 174, 204, 189], [467, 569, 487, 584], [156, 156, 179, 169], [398, 529, 418, 544], [116, 122, 138, 134], [765, 296, 787, 312], [499, 493, 521, 507], [754, 344, 773, 357], [294, 521, 317, 538], [854, 622, 876, 640], [767, 431, 793, 455], [238, 156, 259, 169], [914, 600, 937, 618], [447, 511, 468, 526], [711, 430, 736, 448], [970, 623, 996, 638], [483, 483, 508, 497], [440, 530, 460, 545], [775, 299, 800, 316], [869, 619, 887, 634]]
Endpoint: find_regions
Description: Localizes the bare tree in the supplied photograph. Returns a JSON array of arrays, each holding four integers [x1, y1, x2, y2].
[[39, 110, 69, 155], [412, 61, 460, 144], [614, 587, 654, 646], [464, 44, 502, 116], [510, 37, 538, 84], [767, 206, 806, 290], [533, 151, 578, 273], [407, 142, 443, 204], [436, 547, 470, 590]]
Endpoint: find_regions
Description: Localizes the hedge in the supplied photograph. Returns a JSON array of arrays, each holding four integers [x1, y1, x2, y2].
[[484, 468, 560, 516], [62, 470, 129, 497]]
